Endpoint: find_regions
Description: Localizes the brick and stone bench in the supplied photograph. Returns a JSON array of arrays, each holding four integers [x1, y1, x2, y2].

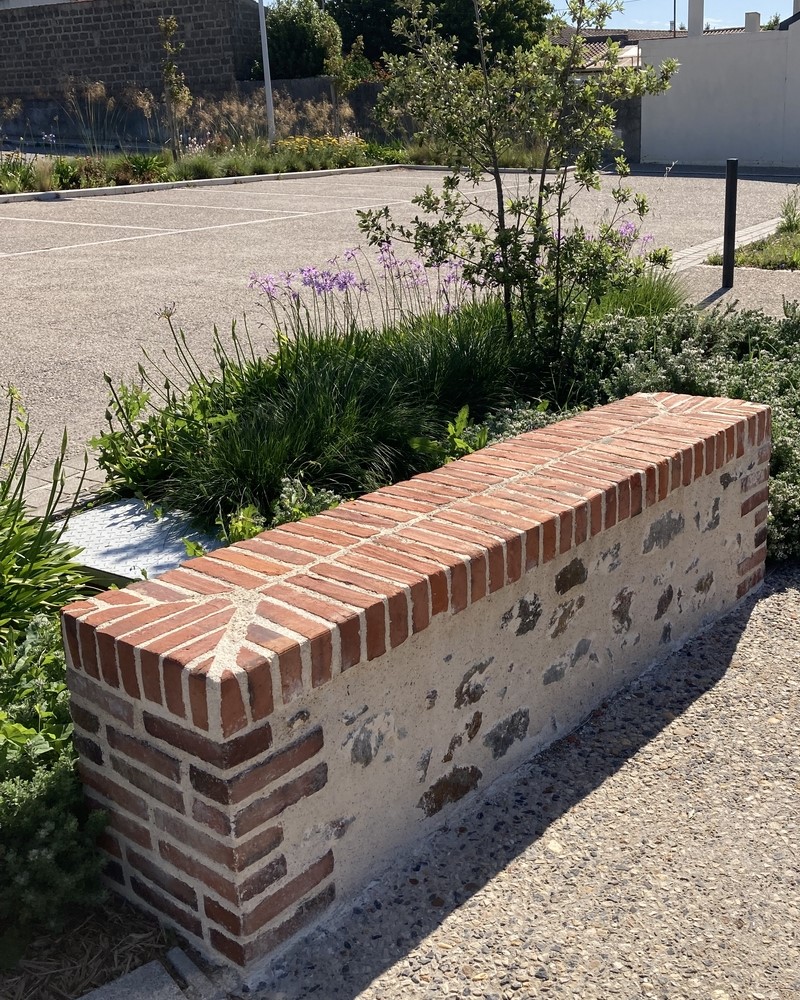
[[62, 393, 770, 974]]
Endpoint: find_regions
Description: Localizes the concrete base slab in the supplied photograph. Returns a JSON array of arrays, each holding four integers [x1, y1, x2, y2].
[[80, 961, 184, 1000], [62, 498, 222, 582]]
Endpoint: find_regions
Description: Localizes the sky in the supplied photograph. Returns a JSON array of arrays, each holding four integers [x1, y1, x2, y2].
[[606, 1, 795, 29]]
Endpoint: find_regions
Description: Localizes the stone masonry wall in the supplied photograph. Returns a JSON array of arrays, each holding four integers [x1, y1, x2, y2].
[[0, 0, 261, 100], [61, 393, 770, 974]]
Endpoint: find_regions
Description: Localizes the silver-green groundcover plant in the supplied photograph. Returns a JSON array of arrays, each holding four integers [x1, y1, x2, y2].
[[359, 0, 678, 360]]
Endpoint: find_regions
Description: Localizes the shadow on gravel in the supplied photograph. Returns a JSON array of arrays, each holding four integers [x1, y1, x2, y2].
[[243, 569, 793, 1000]]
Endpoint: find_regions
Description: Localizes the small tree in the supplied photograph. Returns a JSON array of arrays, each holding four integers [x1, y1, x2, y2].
[[359, 0, 677, 374], [763, 13, 781, 30], [159, 16, 192, 158], [264, 0, 343, 79]]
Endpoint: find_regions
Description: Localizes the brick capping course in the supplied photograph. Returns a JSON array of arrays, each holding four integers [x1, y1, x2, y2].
[[62, 393, 771, 970]]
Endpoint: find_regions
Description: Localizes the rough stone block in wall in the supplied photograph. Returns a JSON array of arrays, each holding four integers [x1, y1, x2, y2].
[[0, 0, 261, 100], [61, 393, 770, 975]]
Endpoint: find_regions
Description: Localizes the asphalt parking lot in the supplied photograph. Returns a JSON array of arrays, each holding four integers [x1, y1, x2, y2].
[[1, 166, 798, 473]]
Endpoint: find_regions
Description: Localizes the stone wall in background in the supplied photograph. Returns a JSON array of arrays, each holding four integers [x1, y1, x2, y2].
[[0, 0, 261, 101]]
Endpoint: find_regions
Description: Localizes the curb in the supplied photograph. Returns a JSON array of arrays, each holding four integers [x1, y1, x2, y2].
[[0, 163, 573, 205]]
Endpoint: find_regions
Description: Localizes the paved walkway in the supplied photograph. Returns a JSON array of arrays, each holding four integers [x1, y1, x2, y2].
[[237, 563, 799, 1000]]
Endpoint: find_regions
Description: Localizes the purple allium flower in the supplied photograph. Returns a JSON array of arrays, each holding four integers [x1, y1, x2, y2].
[[333, 269, 358, 292], [377, 242, 399, 270], [618, 220, 637, 241], [343, 247, 359, 262], [300, 265, 320, 287], [248, 272, 280, 298]]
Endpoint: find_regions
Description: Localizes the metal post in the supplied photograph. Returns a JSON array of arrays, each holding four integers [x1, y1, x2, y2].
[[257, 0, 276, 145], [722, 158, 738, 289]]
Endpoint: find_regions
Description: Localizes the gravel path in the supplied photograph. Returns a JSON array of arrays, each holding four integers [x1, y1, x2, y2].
[[240, 563, 800, 1000]]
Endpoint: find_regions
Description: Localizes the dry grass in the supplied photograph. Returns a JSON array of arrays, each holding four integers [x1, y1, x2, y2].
[[0, 898, 173, 1000]]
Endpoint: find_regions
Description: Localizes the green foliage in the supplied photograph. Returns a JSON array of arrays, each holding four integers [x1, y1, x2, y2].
[[763, 12, 781, 29], [360, 0, 677, 355], [269, 477, 343, 529], [0, 757, 107, 960], [411, 404, 488, 465], [579, 303, 800, 561], [0, 389, 87, 646], [265, 0, 344, 79], [159, 15, 193, 159], [707, 231, 800, 271], [590, 267, 687, 321], [778, 188, 800, 235], [0, 616, 73, 779], [329, 0, 550, 63]]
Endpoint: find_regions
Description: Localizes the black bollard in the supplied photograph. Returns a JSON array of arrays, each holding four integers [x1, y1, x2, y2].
[[722, 158, 738, 289]]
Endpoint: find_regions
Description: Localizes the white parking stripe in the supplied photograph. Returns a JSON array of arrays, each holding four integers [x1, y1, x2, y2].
[[0, 214, 173, 232], [0, 199, 418, 258]]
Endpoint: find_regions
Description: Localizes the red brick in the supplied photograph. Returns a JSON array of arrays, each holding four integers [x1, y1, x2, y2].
[[162, 655, 185, 718], [233, 763, 328, 837], [260, 582, 360, 669], [159, 841, 239, 904], [116, 645, 140, 699], [67, 671, 134, 727], [154, 808, 283, 872], [290, 572, 386, 660], [241, 850, 334, 936], [742, 485, 769, 516], [219, 669, 249, 737], [192, 797, 231, 836], [160, 569, 230, 595], [143, 713, 272, 768], [140, 651, 163, 706], [237, 648, 275, 720], [95, 631, 120, 689], [97, 831, 122, 859], [107, 728, 180, 782], [130, 877, 202, 937], [247, 623, 303, 705], [368, 539, 450, 616], [190, 727, 324, 806], [255, 599, 333, 690], [210, 546, 291, 577], [80, 765, 148, 821], [70, 701, 100, 735], [181, 556, 273, 590], [127, 580, 190, 602], [358, 489, 432, 516], [275, 520, 357, 549], [85, 796, 153, 850], [268, 526, 339, 556], [110, 755, 185, 813], [77, 621, 100, 679], [62, 615, 82, 671], [737, 564, 765, 598], [215, 882, 337, 967], [754, 505, 768, 527], [187, 659, 211, 731], [127, 848, 198, 909], [737, 546, 767, 577], [449, 559, 468, 612], [317, 506, 395, 532], [238, 536, 316, 566]]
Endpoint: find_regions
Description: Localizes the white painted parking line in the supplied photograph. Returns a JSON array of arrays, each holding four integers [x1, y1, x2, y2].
[[88, 199, 310, 214], [0, 198, 433, 258], [0, 214, 172, 232]]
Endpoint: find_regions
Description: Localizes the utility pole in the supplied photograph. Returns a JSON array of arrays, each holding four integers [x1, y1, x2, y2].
[[257, 0, 276, 145], [673, 0, 677, 37]]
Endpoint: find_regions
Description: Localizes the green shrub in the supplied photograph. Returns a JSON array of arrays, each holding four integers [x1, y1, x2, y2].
[[0, 390, 87, 645], [0, 616, 73, 779], [590, 267, 687, 320], [263, 0, 343, 79], [582, 304, 800, 560], [0, 757, 107, 963]]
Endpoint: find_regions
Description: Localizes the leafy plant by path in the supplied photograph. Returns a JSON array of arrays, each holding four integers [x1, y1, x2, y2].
[[707, 231, 800, 271]]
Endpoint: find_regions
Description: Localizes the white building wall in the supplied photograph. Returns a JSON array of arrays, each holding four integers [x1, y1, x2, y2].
[[640, 23, 800, 167]]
